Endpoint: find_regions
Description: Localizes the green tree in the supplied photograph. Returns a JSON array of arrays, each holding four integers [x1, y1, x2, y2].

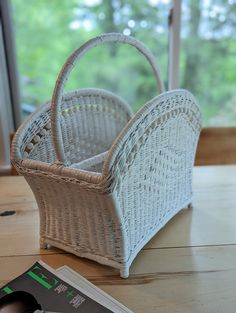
[[12, 0, 169, 113], [181, 0, 236, 125]]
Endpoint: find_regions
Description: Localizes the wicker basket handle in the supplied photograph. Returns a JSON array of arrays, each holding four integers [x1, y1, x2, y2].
[[51, 33, 165, 165]]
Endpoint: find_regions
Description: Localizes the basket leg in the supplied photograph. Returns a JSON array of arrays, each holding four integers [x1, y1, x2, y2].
[[120, 266, 129, 279], [40, 238, 50, 249], [187, 203, 193, 209], [183, 203, 193, 210]]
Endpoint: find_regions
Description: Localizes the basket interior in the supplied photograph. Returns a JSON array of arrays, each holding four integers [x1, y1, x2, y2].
[[17, 89, 132, 170]]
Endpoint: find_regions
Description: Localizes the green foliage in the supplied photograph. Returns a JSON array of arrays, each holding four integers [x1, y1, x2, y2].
[[11, 0, 236, 126], [12, 0, 168, 111], [180, 0, 236, 126]]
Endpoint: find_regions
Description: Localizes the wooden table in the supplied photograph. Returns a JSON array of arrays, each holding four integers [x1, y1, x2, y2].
[[1, 165, 236, 313]]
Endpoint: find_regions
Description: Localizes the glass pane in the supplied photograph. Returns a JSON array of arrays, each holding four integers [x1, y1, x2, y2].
[[180, 0, 236, 126], [11, 0, 171, 118]]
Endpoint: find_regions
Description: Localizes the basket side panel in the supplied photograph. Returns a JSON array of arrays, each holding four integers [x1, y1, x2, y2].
[[11, 102, 56, 164], [108, 90, 202, 265], [21, 172, 125, 265]]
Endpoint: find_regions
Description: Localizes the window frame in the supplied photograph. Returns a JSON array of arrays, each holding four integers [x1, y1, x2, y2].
[[0, 0, 21, 174]]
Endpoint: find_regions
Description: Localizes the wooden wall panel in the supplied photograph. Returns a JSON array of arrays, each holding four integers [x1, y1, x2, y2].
[[195, 127, 236, 165]]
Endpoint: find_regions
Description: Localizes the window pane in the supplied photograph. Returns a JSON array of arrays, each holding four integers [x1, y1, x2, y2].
[[11, 0, 171, 117], [180, 0, 236, 126]]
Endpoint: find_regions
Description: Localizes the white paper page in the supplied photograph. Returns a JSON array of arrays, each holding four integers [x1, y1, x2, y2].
[[56, 266, 133, 313]]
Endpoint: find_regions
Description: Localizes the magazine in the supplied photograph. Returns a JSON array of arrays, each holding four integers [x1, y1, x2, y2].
[[0, 261, 133, 313], [56, 266, 132, 313]]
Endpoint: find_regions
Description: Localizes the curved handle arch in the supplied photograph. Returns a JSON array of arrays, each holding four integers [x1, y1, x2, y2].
[[51, 33, 165, 165]]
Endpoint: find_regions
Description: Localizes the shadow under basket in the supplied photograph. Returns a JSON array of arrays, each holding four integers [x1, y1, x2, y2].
[[11, 33, 202, 278]]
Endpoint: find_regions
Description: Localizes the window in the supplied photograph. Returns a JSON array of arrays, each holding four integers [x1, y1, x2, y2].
[[12, 0, 236, 127], [11, 0, 171, 115], [180, 0, 236, 127]]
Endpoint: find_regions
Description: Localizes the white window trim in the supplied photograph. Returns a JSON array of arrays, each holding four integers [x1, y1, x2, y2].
[[0, 0, 21, 175], [0, 21, 13, 174], [168, 0, 181, 90]]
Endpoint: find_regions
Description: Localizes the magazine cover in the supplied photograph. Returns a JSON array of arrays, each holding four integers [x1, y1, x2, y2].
[[0, 261, 113, 313]]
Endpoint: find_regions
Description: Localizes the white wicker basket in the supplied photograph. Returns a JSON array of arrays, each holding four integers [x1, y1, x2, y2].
[[11, 33, 202, 278]]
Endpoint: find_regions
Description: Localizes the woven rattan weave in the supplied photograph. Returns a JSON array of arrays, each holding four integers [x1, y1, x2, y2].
[[11, 33, 201, 278]]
